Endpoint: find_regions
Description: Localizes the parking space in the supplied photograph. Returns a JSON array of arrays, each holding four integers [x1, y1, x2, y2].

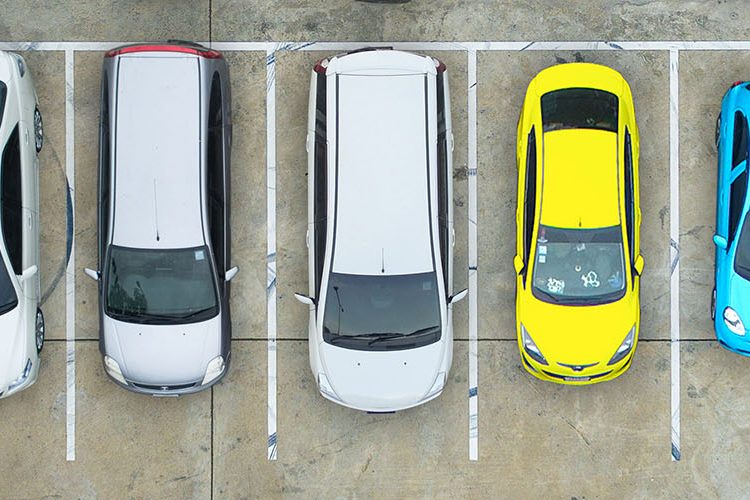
[[3, 25, 750, 498]]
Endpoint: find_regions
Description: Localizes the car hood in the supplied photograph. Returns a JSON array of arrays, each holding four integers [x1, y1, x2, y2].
[[319, 339, 445, 411], [103, 314, 222, 385], [0, 306, 26, 387], [519, 290, 638, 365]]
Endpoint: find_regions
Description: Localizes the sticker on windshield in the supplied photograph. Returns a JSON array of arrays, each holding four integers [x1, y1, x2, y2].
[[547, 277, 565, 294], [581, 270, 600, 288], [538, 245, 547, 255], [538, 255, 546, 264], [608, 271, 623, 289], [195, 250, 205, 261], [422, 280, 433, 291]]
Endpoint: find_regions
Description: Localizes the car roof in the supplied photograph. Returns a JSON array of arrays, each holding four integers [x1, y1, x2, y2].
[[540, 128, 620, 229], [331, 55, 435, 276], [112, 54, 205, 250]]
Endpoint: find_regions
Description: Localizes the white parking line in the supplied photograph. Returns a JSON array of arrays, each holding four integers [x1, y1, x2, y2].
[[64, 49, 75, 462], [467, 49, 479, 462], [266, 47, 278, 461], [669, 49, 681, 462]]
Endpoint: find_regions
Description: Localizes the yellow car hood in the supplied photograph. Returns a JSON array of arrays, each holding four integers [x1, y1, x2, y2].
[[518, 290, 638, 365]]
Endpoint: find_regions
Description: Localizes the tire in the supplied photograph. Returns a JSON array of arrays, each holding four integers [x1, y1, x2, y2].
[[35, 308, 45, 354], [711, 288, 717, 321], [34, 108, 43, 153], [715, 113, 721, 149]]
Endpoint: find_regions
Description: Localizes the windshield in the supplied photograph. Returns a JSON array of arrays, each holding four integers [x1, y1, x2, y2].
[[105, 245, 219, 324], [532, 225, 626, 305], [541, 88, 618, 133], [0, 82, 6, 130], [322, 272, 441, 351], [0, 256, 17, 315], [734, 216, 750, 280]]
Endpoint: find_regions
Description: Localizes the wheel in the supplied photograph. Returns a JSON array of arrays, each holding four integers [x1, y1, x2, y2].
[[33, 108, 43, 153], [711, 288, 717, 321], [715, 113, 721, 149], [35, 308, 44, 354]]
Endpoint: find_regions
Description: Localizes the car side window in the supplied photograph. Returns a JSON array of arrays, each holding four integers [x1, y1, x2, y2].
[[207, 71, 226, 276], [729, 169, 748, 244], [98, 75, 110, 266], [1, 124, 23, 274], [314, 72, 327, 296], [522, 127, 537, 283], [733, 111, 749, 168], [436, 73, 449, 291], [624, 128, 635, 283]]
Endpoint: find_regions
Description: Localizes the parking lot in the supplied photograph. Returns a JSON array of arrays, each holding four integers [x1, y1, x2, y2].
[[1, 2, 750, 498]]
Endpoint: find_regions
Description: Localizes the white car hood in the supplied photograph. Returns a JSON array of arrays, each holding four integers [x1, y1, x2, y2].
[[0, 306, 26, 388], [319, 339, 445, 411], [103, 315, 221, 385]]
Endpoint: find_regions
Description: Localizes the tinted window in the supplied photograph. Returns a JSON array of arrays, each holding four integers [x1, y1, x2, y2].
[[1, 125, 23, 275], [322, 272, 441, 351], [0, 256, 17, 314], [522, 127, 537, 283], [98, 75, 111, 264], [0, 82, 6, 131], [733, 111, 748, 168], [541, 88, 618, 133], [436, 72, 449, 290], [314, 72, 327, 295], [734, 216, 750, 280], [729, 170, 748, 244], [207, 72, 225, 275], [105, 245, 219, 324], [532, 225, 626, 305], [624, 129, 635, 277]]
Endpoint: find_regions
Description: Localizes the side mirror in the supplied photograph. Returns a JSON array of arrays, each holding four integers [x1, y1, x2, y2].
[[448, 288, 468, 304], [634, 255, 645, 276], [20, 265, 37, 282], [294, 293, 315, 306], [84, 268, 100, 281], [225, 266, 239, 282], [714, 234, 728, 250], [513, 255, 524, 275]]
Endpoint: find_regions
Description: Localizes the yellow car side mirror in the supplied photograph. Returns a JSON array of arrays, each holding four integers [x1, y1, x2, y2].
[[634, 255, 645, 276], [513, 255, 525, 276]]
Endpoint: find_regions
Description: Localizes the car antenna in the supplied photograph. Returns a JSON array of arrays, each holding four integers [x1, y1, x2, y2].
[[153, 178, 161, 242], [381, 248, 385, 274]]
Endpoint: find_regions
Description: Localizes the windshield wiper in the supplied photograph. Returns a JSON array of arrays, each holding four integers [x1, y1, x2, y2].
[[177, 306, 217, 321], [533, 288, 561, 303]]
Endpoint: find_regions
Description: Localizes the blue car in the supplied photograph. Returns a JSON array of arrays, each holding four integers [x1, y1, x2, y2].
[[713, 81, 750, 355]]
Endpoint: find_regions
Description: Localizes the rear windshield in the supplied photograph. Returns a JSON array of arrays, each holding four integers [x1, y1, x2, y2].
[[541, 88, 618, 133]]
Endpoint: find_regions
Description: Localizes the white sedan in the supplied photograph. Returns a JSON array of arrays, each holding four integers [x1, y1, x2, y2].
[[0, 50, 44, 399]]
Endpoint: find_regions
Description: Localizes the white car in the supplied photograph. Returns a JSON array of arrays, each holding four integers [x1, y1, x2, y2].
[[0, 51, 45, 399], [296, 48, 466, 412]]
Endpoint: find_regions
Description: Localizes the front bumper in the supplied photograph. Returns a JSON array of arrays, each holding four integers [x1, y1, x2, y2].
[[519, 349, 635, 385], [715, 317, 750, 356], [101, 357, 229, 396]]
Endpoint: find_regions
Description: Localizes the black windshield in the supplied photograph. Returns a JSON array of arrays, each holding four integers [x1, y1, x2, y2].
[[0, 256, 17, 315], [105, 245, 219, 324], [734, 216, 750, 280], [531, 225, 626, 305], [541, 88, 618, 133], [322, 272, 441, 351]]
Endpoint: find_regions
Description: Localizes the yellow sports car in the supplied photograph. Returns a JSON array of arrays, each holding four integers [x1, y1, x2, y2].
[[513, 63, 644, 384]]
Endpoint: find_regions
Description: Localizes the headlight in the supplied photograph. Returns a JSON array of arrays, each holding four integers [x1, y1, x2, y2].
[[608, 326, 636, 365], [7, 359, 32, 391], [201, 356, 226, 385], [103, 355, 127, 385], [723, 307, 745, 336], [318, 372, 341, 401], [521, 324, 548, 365], [423, 372, 446, 400]]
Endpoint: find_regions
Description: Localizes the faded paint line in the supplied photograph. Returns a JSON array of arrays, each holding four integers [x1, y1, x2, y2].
[[669, 48, 681, 462], [64, 49, 75, 462], [467, 49, 479, 463], [266, 47, 278, 462]]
